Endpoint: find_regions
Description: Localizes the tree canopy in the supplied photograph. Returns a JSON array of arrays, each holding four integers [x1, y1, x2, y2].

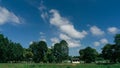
[[79, 47, 98, 63]]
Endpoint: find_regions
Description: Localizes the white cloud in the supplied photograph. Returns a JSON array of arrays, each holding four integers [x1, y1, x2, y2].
[[67, 40, 80, 47], [59, 33, 81, 47], [29, 41, 33, 45], [39, 4, 87, 47], [90, 26, 104, 35], [50, 37, 60, 45], [94, 41, 100, 46], [40, 32, 45, 35], [49, 10, 69, 27], [50, 9, 87, 39], [41, 38, 46, 42], [107, 27, 119, 34], [49, 9, 87, 47], [60, 33, 71, 40], [39, 32, 46, 42], [39, 1, 49, 22], [100, 38, 108, 44], [94, 38, 108, 47], [0, 6, 20, 25]]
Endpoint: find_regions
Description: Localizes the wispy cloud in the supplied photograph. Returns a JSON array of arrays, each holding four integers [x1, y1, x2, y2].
[[0, 6, 20, 25], [49, 9, 88, 47], [39, 1, 49, 23], [50, 9, 87, 39], [39, 32, 46, 42], [38, 1, 88, 48]]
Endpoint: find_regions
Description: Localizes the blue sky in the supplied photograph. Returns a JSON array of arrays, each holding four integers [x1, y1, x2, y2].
[[0, 0, 120, 56]]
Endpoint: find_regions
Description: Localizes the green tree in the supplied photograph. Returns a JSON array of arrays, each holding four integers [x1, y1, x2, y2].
[[23, 48, 33, 62], [60, 40, 69, 60], [79, 47, 98, 63], [53, 40, 69, 63], [102, 44, 113, 62], [114, 34, 120, 62], [115, 34, 120, 46], [53, 43, 62, 63], [13, 43, 23, 62], [102, 34, 120, 63], [0, 34, 8, 62], [0, 34, 23, 63], [29, 41, 48, 63], [46, 48, 55, 63]]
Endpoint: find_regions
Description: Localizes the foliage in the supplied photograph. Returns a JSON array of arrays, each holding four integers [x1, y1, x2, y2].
[[102, 34, 120, 63], [29, 41, 48, 63], [53, 40, 69, 63], [79, 47, 98, 63], [0, 34, 23, 63]]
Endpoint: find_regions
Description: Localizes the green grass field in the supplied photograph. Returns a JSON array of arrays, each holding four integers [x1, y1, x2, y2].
[[0, 63, 120, 68]]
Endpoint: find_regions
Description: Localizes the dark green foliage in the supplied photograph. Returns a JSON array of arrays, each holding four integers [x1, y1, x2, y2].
[[102, 44, 120, 63], [102, 34, 120, 63], [29, 41, 48, 63], [23, 48, 33, 62], [0, 34, 23, 63], [53, 40, 69, 63], [60, 40, 69, 60], [46, 48, 55, 63], [114, 34, 120, 46], [79, 47, 98, 63]]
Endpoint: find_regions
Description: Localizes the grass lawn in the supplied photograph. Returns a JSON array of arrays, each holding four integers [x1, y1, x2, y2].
[[0, 63, 120, 68]]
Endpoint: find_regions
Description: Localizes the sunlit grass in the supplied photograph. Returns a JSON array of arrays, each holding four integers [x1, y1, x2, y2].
[[0, 63, 120, 68]]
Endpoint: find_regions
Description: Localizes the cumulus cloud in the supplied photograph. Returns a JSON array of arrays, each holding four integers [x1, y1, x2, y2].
[[60, 33, 71, 40], [94, 41, 100, 46], [107, 27, 119, 34], [90, 26, 104, 35], [50, 37, 60, 45], [94, 38, 108, 47], [100, 38, 108, 44], [50, 9, 87, 39], [67, 40, 80, 47], [59, 33, 80, 47], [0, 6, 20, 25]]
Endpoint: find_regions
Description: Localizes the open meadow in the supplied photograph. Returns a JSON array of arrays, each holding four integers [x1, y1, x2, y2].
[[0, 63, 120, 68]]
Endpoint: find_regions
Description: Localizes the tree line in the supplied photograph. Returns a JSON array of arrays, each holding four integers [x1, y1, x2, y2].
[[0, 34, 69, 63], [79, 34, 120, 63], [0, 33, 120, 63]]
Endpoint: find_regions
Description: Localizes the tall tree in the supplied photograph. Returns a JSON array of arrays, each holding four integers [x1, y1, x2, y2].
[[53, 43, 62, 63], [79, 47, 98, 63], [102, 34, 120, 63], [115, 34, 120, 46], [29, 41, 48, 63], [46, 48, 55, 63], [0, 34, 23, 63], [0, 34, 7, 62], [60, 40, 69, 60], [53, 40, 69, 63]]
